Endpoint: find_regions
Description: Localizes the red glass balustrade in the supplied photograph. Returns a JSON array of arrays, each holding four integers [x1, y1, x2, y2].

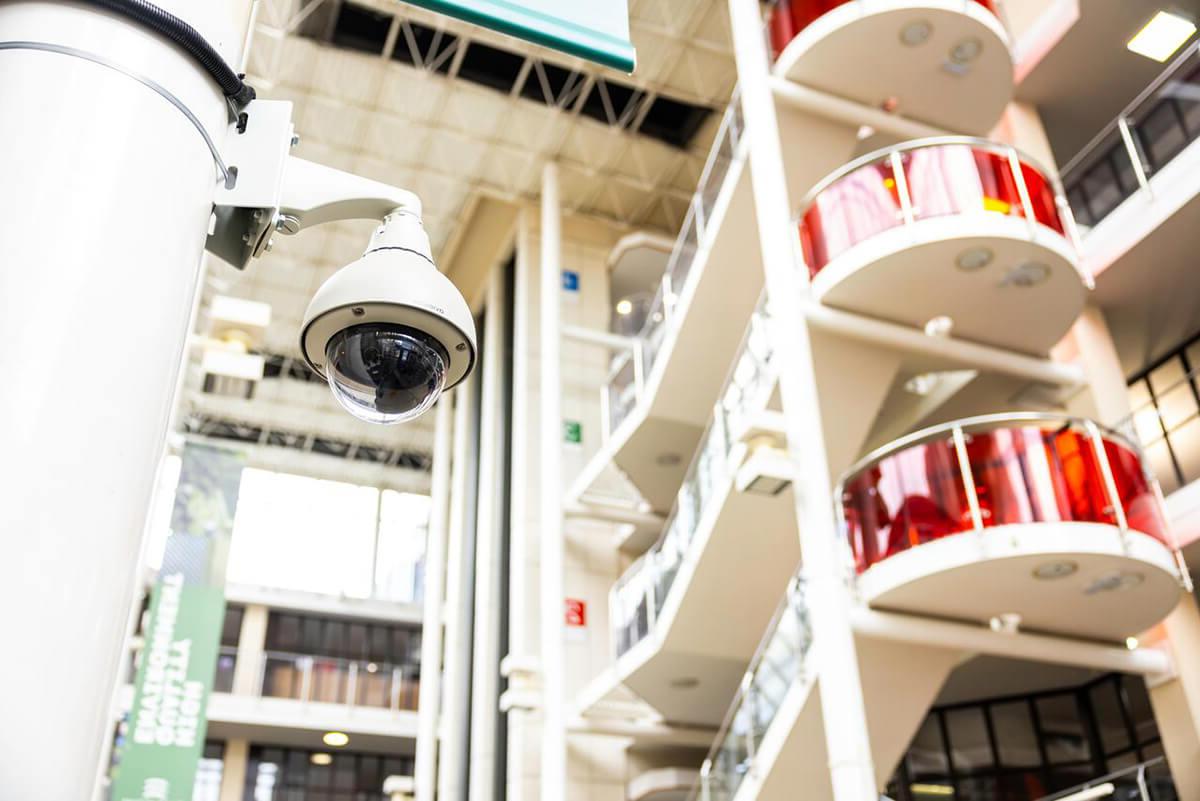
[[770, 0, 998, 58], [841, 421, 1169, 574], [799, 143, 1067, 279]]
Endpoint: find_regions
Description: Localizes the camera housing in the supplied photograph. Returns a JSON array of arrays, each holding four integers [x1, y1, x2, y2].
[[299, 211, 476, 424]]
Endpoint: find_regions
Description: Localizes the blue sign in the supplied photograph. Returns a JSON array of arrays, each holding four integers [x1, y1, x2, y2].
[[562, 270, 580, 292]]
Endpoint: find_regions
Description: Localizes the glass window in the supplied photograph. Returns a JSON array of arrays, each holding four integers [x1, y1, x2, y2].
[[991, 701, 1040, 768], [906, 715, 950, 781], [245, 746, 414, 801], [221, 605, 244, 647], [375, 491, 431, 604], [1149, 360, 1195, 432], [1090, 679, 1133, 756], [946, 707, 994, 773], [1167, 416, 1200, 486], [1122, 675, 1160, 749], [1036, 694, 1092, 765], [194, 741, 225, 801]]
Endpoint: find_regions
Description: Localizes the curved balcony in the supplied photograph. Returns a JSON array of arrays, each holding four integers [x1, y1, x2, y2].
[[799, 138, 1088, 355], [839, 414, 1186, 641], [770, 0, 1012, 134]]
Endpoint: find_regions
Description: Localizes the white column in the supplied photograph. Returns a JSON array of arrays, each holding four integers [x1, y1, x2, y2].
[[539, 163, 567, 801], [726, 0, 877, 798], [218, 739, 250, 801], [232, 604, 270, 696], [0, 3, 250, 799], [416, 399, 454, 801]]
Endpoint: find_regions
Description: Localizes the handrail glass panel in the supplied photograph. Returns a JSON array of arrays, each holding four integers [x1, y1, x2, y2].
[[841, 418, 1170, 574], [691, 578, 813, 801], [611, 301, 775, 658], [1063, 44, 1200, 227], [799, 142, 1069, 279], [259, 650, 420, 711]]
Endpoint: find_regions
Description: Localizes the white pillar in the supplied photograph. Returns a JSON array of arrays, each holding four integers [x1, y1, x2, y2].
[[416, 399, 454, 801], [232, 604, 270, 696], [726, 0, 878, 798], [218, 739, 250, 801], [0, 3, 250, 799], [539, 163, 567, 801]]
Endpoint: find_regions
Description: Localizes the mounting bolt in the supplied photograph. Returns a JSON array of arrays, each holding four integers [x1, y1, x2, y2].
[[291, 134, 301, 147], [265, 238, 275, 253], [276, 214, 302, 235]]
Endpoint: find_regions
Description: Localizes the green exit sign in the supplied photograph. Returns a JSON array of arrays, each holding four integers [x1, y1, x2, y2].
[[563, 420, 582, 444], [402, 0, 637, 73]]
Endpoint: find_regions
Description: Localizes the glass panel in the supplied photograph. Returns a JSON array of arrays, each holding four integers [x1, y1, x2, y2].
[[213, 649, 237, 694], [1063, 128, 1139, 226], [1104, 438, 1170, 544], [1149, 360, 1195, 431], [946, 707, 994, 772], [263, 654, 307, 699], [1122, 675, 1159, 748], [1036, 694, 1092, 765], [310, 658, 348, 703], [1020, 160, 1066, 234], [1090, 680, 1133, 755], [1167, 416, 1200, 486], [799, 155, 900, 277], [906, 715, 951, 781], [1146, 759, 1180, 801], [906, 145, 1022, 222], [1133, 100, 1190, 174], [992, 701, 1040, 768]]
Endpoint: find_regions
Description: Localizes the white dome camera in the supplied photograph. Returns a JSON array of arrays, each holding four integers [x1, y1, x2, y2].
[[300, 210, 476, 425]]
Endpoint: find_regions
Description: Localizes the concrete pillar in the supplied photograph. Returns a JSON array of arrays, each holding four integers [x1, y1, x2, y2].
[[1053, 304, 1133, 425], [1148, 596, 1200, 801], [232, 604, 270, 696], [218, 739, 250, 801]]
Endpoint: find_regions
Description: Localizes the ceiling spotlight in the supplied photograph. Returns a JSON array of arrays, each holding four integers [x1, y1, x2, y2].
[[1128, 11, 1197, 62], [989, 613, 1022, 634], [901, 20, 933, 46], [322, 731, 350, 747], [670, 676, 700, 689], [956, 247, 993, 271], [1002, 262, 1050, 288], [905, 373, 938, 396], [616, 299, 634, 316], [924, 315, 954, 338], [1126, 637, 1139, 650], [950, 37, 983, 64], [656, 452, 682, 467], [1084, 571, 1145, 594], [1033, 561, 1078, 580], [310, 753, 333, 766]]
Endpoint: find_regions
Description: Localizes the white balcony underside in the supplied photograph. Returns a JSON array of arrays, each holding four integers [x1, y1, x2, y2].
[[858, 524, 1182, 641], [571, 154, 761, 515], [205, 692, 418, 752], [812, 214, 1085, 356], [774, 1, 1013, 135]]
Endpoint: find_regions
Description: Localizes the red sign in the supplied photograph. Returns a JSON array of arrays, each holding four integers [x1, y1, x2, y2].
[[565, 598, 587, 628]]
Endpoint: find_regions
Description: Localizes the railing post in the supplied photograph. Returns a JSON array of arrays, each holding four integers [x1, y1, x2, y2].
[[890, 150, 915, 225], [391, 666, 403, 710], [299, 656, 313, 704], [346, 661, 358, 707], [1117, 116, 1154, 196], [632, 342, 646, 398], [1136, 763, 1150, 801], [1085, 420, 1131, 555], [1006, 147, 1040, 239], [952, 426, 985, 534]]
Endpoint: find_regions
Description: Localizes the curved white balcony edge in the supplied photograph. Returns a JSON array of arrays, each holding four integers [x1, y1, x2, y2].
[[857, 522, 1182, 642]]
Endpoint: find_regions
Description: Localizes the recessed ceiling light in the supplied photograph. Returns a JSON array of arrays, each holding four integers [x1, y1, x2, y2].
[[670, 676, 700, 689], [950, 37, 983, 64], [323, 731, 350, 747], [616, 299, 633, 316], [956, 247, 993, 271], [1033, 561, 1078, 580], [311, 753, 333, 766], [656, 452, 682, 467], [900, 20, 933, 47], [989, 613, 1021, 634], [1003, 262, 1050, 288], [1126, 637, 1140, 650], [1128, 11, 1196, 63], [905, 373, 938, 396]]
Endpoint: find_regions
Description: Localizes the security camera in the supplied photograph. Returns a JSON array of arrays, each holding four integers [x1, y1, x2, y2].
[[299, 210, 477, 425], [206, 104, 479, 424]]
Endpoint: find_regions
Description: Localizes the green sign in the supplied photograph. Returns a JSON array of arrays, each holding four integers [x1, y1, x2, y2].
[[563, 419, 582, 444], [111, 444, 244, 801], [403, 0, 637, 73]]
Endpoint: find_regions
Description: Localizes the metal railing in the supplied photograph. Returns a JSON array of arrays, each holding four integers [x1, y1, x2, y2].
[[691, 575, 813, 801], [1037, 757, 1177, 801], [610, 300, 776, 658], [602, 92, 746, 440], [257, 650, 420, 711], [1062, 39, 1200, 228]]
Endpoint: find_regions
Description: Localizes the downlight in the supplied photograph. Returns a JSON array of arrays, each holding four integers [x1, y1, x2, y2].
[[1033, 561, 1078, 580], [900, 20, 933, 46], [1003, 262, 1050, 288], [950, 37, 983, 64], [956, 247, 993, 271]]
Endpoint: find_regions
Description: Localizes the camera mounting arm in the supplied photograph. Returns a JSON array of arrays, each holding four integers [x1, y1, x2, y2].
[[204, 99, 422, 269]]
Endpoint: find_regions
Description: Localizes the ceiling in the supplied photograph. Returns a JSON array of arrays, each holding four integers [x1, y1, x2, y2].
[[1017, 0, 1200, 165], [183, 0, 736, 483]]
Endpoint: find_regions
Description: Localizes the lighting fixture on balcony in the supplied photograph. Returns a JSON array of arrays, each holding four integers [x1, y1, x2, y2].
[[900, 20, 932, 47], [366, 662, 378, 673], [1084, 571, 1145, 594], [743, 473, 792, 496], [910, 785, 955, 798], [989, 613, 1021, 634], [656, 452, 682, 467], [323, 731, 350, 747], [616, 299, 633, 316], [310, 753, 333, 766], [956, 247, 993, 271], [950, 37, 983, 64], [670, 676, 700, 689], [1126, 637, 1140, 650], [1033, 560, 1078, 580], [924, 315, 954, 338], [1127, 11, 1197, 63], [1002, 262, 1050, 288]]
